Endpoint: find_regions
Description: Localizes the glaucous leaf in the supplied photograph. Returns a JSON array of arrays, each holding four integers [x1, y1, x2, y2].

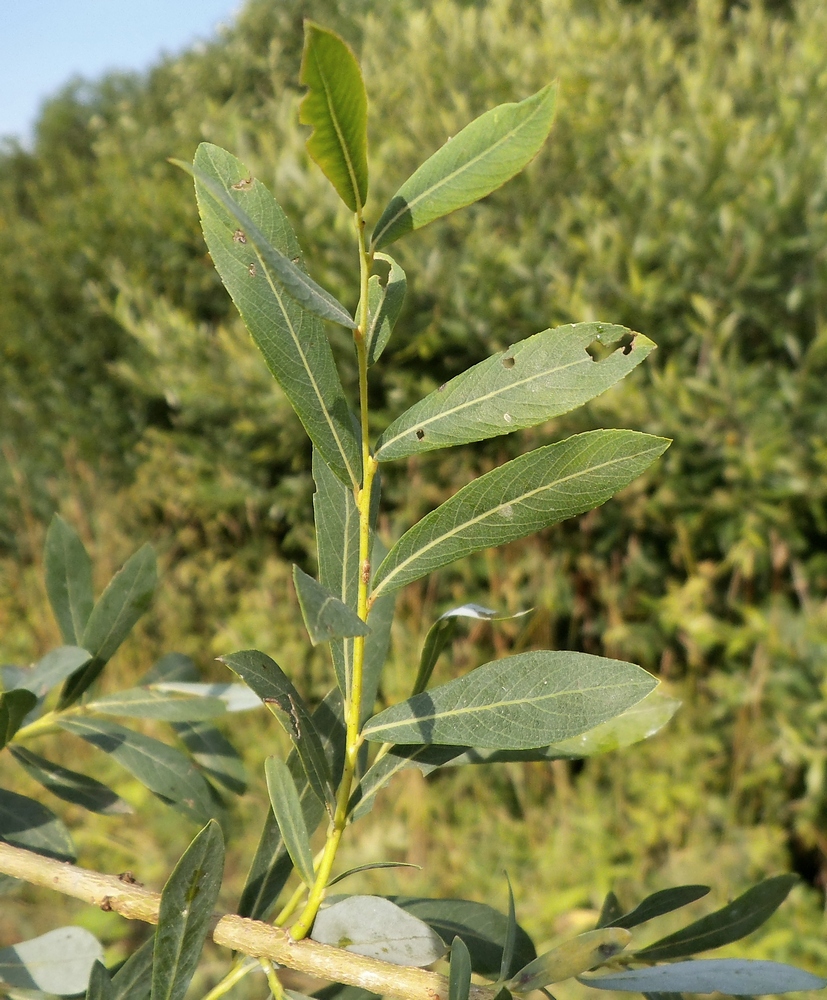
[[152, 681, 263, 712], [9, 746, 133, 815], [363, 650, 656, 750], [265, 756, 316, 887], [173, 721, 247, 796], [86, 687, 227, 721], [220, 649, 334, 807], [507, 929, 631, 991], [388, 897, 536, 978], [13, 645, 92, 698], [0, 787, 76, 860], [581, 960, 827, 994], [371, 431, 670, 598], [375, 324, 654, 461], [294, 566, 371, 646], [0, 689, 37, 748], [364, 254, 406, 366], [44, 515, 94, 645], [371, 84, 557, 249], [299, 22, 368, 213], [188, 144, 361, 487], [58, 717, 216, 823], [311, 895, 445, 966], [449, 937, 472, 1000], [633, 875, 798, 961], [153, 821, 224, 1000], [608, 885, 710, 930], [0, 926, 103, 995], [140, 652, 198, 684]]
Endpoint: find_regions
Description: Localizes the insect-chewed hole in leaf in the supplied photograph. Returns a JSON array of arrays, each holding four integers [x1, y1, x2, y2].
[[585, 331, 636, 362], [502, 355, 516, 368], [232, 230, 247, 244], [416, 429, 425, 440], [231, 176, 253, 190]]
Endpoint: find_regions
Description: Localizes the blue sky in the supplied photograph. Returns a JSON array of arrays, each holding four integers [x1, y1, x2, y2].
[[0, 0, 244, 143]]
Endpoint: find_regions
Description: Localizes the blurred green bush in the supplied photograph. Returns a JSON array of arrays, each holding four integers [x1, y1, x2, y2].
[[2, 0, 826, 970]]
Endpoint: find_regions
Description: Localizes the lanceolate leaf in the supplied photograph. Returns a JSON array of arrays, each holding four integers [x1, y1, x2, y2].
[[0, 689, 37, 748], [371, 431, 670, 598], [188, 144, 361, 487], [12, 645, 92, 698], [219, 649, 334, 807], [500, 875, 517, 984], [152, 821, 224, 1000], [608, 885, 711, 930], [507, 929, 631, 991], [87, 960, 114, 1000], [264, 756, 316, 886], [311, 896, 445, 966], [57, 717, 216, 823], [449, 937, 472, 1000], [363, 650, 656, 749], [375, 323, 654, 461], [388, 897, 537, 978], [327, 862, 421, 887], [293, 566, 371, 645], [86, 687, 227, 721], [110, 937, 154, 1000], [371, 83, 557, 249], [0, 926, 103, 996], [581, 960, 827, 995], [44, 515, 94, 645], [596, 892, 624, 930], [364, 254, 406, 367], [360, 536, 396, 724], [299, 22, 368, 213], [633, 875, 798, 961], [152, 682, 262, 713], [0, 787, 76, 860], [173, 721, 247, 796], [10, 746, 133, 815]]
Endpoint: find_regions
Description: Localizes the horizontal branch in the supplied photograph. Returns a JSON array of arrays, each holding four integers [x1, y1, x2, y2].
[[0, 842, 497, 1000]]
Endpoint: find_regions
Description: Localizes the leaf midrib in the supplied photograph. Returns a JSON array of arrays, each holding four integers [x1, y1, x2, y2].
[[372, 443, 659, 597], [311, 48, 363, 213], [372, 88, 550, 247]]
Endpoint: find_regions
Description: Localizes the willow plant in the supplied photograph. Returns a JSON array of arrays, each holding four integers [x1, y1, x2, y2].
[[0, 20, 824, 1000]]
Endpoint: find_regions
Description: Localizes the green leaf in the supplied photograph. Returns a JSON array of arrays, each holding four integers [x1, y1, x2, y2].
[[173, 721, 247, 796], [349, 745, 462, 822], [0, 689, 37, 748], [608, 886, 711, 930], [87, 960, 114, 1000], [371, 83, 557, 249], [313, 448, 361, 697], [633, 875, 798, 961], [327, 862, 421, 888], [364, 254, 406, 367], [151, 681, 262, 712], [264, 756, 316, 887], [0, 787, 76, 860], [450, 937, 472, 1000], [500, 875, 517, 984], [596, 892, 624, 929], [87, 688, 227, 721], [13, 645, 92, 698], [508, 929, 631, 991], [178, 154, 357, 330], [44, 515, 94, 645], [294, 565, 371, 645], [371, 430, 670, 598], [0, 926, 103, 995], [220, 649, 334, 807], [110, 937, 154, 1000], [299, 21, 368, 213], [58, 717, 216, 823], [413, 604, 529, 699], [187, 144, 361, 487], [152, 820, 224, 1000], [62, 544, 157, 707], [9, 746, 133, 815], [237, 692, 343, 920], [388, 897, 536, 978], [363, 650, 656, 749], [581, 960, 827, 994], [375, 324, 654, 461], [311, 896, 445, 966]]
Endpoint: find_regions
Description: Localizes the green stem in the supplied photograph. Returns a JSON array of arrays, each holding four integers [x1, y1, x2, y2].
[[201, 958, 258, 1000], [289, 212, 376, 941]]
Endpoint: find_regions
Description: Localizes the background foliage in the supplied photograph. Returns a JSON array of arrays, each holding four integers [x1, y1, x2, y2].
[[2, 0, 826, 989]]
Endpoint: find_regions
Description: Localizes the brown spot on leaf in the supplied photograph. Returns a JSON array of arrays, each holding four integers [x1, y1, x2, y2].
[[415, 429, 425, 440], [232, 176, 253, 190], [232, 229, 247, 244]]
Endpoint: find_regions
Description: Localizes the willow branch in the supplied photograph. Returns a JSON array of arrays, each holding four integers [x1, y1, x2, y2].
[[0, 843, 497, 1000]]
